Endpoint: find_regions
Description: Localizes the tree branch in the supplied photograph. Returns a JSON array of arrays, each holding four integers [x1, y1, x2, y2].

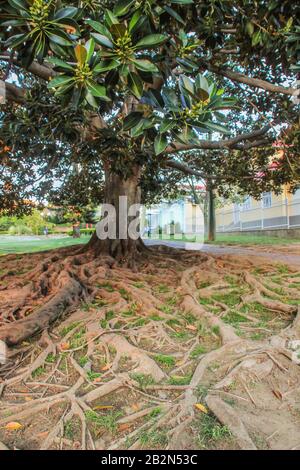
[[2, 81, 25, 104], [165, 125, 273, 153], [207, 64, 299, 97], [166, 159, 207, 179], [0, 54, 55, 81]]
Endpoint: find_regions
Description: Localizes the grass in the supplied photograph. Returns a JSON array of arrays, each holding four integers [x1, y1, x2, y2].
[[223, 310, 249, 326], [85, 410, 122, 434], [168, 374, 192, 385], [148, 233, 300, 246], [206, 234, 300, 246], [197, 413, 232, 449], [64, 420, 75, 439], [190, 345, 207, 358], [87, 371, 102, 381], [211, 290, 243, 307], [0, 235, 89, 255], [130, 373, 156, 388], [32, 366, 45, 378], [140, 428, 168, 448], [154, 354, 175, 367], [1, 232, 298, 257]]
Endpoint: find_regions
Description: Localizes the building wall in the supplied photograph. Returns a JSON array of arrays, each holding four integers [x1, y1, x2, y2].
[[216, 187, 300, 232]]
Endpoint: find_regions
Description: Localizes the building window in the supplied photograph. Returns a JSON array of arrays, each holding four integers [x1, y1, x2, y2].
[[262, 192, 272, 208], [241, 196, 251, 211]]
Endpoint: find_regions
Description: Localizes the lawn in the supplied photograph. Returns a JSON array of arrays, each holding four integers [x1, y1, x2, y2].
[[0, 235, 89, 255], [207, 233, 300, 246], [146, 232, 300, 246], [0, 232, 299, 256]]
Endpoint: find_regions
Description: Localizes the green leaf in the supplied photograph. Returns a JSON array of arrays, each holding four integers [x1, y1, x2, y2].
[[135, 34, 168, 49], [86, 20, 113, 40], [48, 75, 75, 89], [154, 134, 168, 155], [86, 81, 109, 100], [162, 88, 179, 110], [48, 32, 73, 47], [110, 23, 127, 39], [93, 59, 120, 74], [180, 75, 195, 96], [129, 11, 145, 33], [159, 119, 176, 134], [114, 0, 136, 16], [75, 44, 87, 65], [143, 89, 164, 109], [54, 7, 78, 20], [164, 6, 184, 24], [8, 0, 27, 11], [91, 33, 114, 49], [203, 121, 230, 134], [246, 21, 254, 37], [85, 91, 98, 108], [171, 0, 194, 3], [123, 112, 144, 131], [176, 57, 198, 72], [132, 59, 159, 73], [47, 57, 74, 72], [105, 9, 119, 27], [127, 72, 143, 98], [252, 30, 261, 46], [5, 33, 28, 48], [85, 38, 95, 63]]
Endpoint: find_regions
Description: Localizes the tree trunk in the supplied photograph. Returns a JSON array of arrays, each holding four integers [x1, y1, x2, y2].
[[84, 165, 146, 265], [207, 186, 216, 242]]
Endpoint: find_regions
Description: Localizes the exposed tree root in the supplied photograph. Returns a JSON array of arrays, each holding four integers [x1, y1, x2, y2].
[[0, 246, 299, 450]]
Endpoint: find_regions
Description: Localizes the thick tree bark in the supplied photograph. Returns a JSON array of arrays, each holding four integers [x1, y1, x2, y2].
[[84, 165, 146, 265]]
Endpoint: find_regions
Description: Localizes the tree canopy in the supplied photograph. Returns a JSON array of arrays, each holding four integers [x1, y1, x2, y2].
[[0, 0, 299, 215]]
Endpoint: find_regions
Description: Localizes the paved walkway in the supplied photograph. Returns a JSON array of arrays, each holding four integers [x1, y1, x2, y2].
[[145, 239, 300, 268]]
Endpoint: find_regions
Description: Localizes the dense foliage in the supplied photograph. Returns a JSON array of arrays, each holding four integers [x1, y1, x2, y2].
[[0, 0, 299, 215]]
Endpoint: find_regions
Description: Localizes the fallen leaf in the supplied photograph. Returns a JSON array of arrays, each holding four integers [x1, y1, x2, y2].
[[195, 403, 208, 414], [272, 390, 282, 400], [36, 431, 49, 439], [5, 421, 22, 431], [118, 423, 133, 432], [101, 363, 111, 371], [93, 377, 102, 383], [186, 325, 197, 331], [93, 405, 114, 410], [59, 342, 70, 351], [131, 403, 140, 411]]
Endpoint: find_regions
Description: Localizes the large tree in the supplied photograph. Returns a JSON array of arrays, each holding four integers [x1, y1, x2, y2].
[[1, 0, 299, 257]]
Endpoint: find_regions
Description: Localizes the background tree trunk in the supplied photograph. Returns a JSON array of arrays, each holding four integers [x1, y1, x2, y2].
[[207, 186, 216, 242]]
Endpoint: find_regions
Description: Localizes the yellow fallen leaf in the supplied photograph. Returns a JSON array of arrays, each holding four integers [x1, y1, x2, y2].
[[118, 423, 133, 432], [195, 403, 208, 414], [93, 405, 113, 410], [5, 421, 22, 431], [59, 342, 70, 351], [36, 431, 49, 439], [186, 325, 197, 331]]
